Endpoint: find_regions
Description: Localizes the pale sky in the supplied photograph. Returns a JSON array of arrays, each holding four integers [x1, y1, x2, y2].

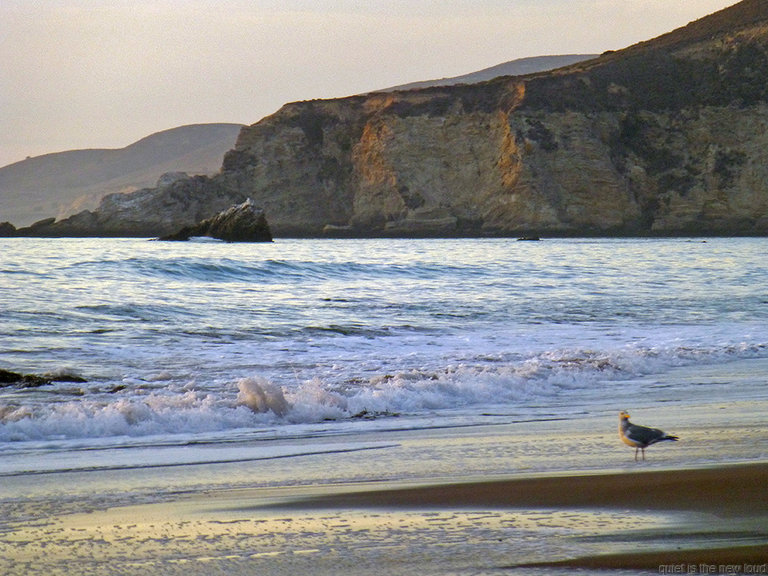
[[1, 0, 738, 168]]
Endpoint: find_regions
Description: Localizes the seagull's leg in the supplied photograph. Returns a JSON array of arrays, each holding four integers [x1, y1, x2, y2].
[[641, 448, 646, 461], [634, 448, 639, 461]]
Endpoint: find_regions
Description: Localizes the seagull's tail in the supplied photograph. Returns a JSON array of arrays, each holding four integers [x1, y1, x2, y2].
[[662, 434, 679, 442]]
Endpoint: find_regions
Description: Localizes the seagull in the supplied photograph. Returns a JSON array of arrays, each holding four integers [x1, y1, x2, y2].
[[619, 411, 678, 461]]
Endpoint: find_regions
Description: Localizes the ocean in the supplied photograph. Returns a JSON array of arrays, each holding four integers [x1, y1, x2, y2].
[[1, 236, 767, 481]]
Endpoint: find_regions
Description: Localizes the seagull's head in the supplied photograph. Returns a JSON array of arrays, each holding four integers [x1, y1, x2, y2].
[[619, 410, 630, 421]]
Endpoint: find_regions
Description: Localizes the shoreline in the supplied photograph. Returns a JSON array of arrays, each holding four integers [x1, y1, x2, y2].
[[4, 230, 768, 239]]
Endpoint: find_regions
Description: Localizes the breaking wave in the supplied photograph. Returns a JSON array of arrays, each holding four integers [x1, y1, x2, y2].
[[1, 340, 765, 445]]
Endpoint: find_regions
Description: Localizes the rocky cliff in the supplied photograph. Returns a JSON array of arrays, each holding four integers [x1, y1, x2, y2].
[[215, 0, 768, 237], [25, 0, 768, 237]]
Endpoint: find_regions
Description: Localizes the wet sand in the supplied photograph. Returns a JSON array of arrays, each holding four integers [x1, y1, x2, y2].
[[2, 463, 766, 575], [253, 461, 768, 514], [235, 463, 768, 571]]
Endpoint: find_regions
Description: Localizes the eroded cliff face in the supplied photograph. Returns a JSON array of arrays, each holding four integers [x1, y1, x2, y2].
[[625, 106, 768, 234], [219, 83, 646, 236], [219, 89, 768, 236], [348, 97, 522, 233]]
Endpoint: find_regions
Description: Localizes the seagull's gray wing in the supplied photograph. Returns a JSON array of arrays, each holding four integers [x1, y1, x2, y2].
[[625, 423, 669, 446]]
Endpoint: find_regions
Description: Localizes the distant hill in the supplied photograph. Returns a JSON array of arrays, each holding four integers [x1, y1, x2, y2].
[[0, 123, 244, 227], [378, 55, 598, 92]]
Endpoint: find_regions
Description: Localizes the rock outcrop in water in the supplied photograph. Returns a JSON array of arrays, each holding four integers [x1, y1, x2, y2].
[[159, 198, 272, 242], [11, 173, 247, 237], [8, 0, 768, 237]]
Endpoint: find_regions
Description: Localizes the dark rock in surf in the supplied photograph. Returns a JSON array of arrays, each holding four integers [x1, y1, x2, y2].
[[48, 372, 88, 383], [350, 409, 401, 420], [0, 368, 87, 388], [158, 198, 273, 242], [0, 369, 51, 388]]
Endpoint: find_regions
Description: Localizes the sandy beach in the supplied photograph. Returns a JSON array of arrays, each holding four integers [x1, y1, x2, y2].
[[2, 463, 766, 575], [2, 395, 768, 576]]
